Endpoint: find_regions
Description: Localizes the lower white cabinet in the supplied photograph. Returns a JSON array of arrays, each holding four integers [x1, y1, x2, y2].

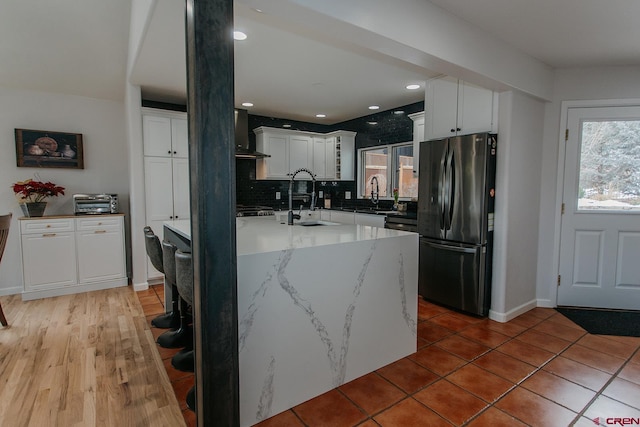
[[328, 210, 355, 224], [354, 213, 385, 228], [20, 215, 127, 300]]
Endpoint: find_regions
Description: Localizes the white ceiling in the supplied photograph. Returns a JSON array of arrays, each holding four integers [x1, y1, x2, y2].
[[2, 0, 640, 123]]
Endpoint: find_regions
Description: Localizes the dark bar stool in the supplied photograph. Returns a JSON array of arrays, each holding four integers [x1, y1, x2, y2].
[[172, 250, 195, 372], [157, 241, 191, 348], [0, 213, 12, 327], [144, 227, 180, 329]]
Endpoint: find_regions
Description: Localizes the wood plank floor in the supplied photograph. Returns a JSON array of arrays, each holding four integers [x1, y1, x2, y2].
[[0, 287, 185, 427]]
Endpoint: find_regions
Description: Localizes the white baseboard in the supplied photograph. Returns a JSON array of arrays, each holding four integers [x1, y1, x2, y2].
[[0, 286, 24, 296], [133, 282, 149, 292], [22, 279, 128, 301], [536, 298, 555, 308], [489, 299, 538, 323]]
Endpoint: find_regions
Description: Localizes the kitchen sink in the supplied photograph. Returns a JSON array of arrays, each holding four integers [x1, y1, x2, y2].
[[297, 220, 341, 226]]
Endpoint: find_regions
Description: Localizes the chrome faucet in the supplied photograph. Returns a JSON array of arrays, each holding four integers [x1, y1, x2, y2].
[[288, 168, 316, 225], [370, 176, 379, 206]]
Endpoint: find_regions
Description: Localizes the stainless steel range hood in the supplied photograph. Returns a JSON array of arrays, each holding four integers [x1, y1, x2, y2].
[[235, 109, 270, 159]]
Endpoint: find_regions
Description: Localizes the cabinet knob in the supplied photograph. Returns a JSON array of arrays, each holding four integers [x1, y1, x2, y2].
[[173, 151, 177, 154], [168, 150, 172, 154], [456, 127, 461, 132], [46, 224, 51, 228], [450, 129, 455, 133]]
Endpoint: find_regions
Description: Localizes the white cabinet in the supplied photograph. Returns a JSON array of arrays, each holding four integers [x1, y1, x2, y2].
[[255, 127, 355, 180], [20, 215, 127, 300], [425, 76, 495, 141], [409, 112, 424, 177], [354, 213, 385, 228], [142, 108, 191, 279]]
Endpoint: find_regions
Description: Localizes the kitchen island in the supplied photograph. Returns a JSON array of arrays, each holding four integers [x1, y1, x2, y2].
[[164, 216, 418, 426]]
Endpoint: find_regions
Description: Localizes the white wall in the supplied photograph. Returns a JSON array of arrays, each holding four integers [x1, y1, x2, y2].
[[490, 90, 545, 321], [536, 65, 640, 307], [0, 87, 128, 295]]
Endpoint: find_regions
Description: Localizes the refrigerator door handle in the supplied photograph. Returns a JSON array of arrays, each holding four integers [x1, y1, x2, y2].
[[424, 241, 478, 254], [448, 148, 456, 229], [439, 144, 448, 231]]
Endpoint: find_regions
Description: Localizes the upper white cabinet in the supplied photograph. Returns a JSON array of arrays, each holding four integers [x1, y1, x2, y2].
[[409, 112, 424, 177], [255, 127, 355, 180], [142, 112, 188, 158], [425, 76, 495, 141]]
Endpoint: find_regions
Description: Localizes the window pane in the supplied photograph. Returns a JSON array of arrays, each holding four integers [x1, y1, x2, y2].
[[578, 120, 640, 210], [363, 148, 388, 197], [393, 145, 418, 199]]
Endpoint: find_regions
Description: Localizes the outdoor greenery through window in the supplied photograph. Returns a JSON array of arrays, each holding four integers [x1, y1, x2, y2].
[[359, 143, 419, 200], [578, 119, 640, 210]]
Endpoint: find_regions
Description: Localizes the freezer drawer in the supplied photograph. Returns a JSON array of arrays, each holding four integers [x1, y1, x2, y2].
[[419, 238, 490, 316]]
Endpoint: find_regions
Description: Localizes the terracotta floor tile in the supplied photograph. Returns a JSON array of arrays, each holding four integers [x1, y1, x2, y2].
[[293, 389, 366, 427], [473, 351, 536, 383], [584, 395, 640, 420], [140, 302, 165, 316], [136, 288, 157, 298], [618, 361, 640, 385], [520, 370, 596, 412], [417, 321, 454, 343], [418, 300, 449, 320], [496, 387, 576, 426], [577, 334, 638, 359], [414, 380, 487, 425], [632, 351, 640, 365], [533, 319, 587, 342], [429, 313, 475, 332], [458, 325, 510, 347], [446, 364, 513, 402], [562, 343, 626, 374], [444, 310, 485, 325], [357, 420, 379, 427], [466, 407, 528, 427], [600, 334, 640, 347], [408, 346, 466, 376], [602, 377, 640, 410], [172, 376, 195, 411], [374, 397, 452, 427], [547, 312, 586, 331], [543, 356, 611, 391], [434, 334, 491, 361], [515, 329, 571, 353], [376, 358, 439, 394], [163, 357, 193, 382], [497, 339, 555, 367], [417, 337, 431, 349], [138, 294, 162, 306], [255, 410, 305, 427], [156, 344, 181, 361], [484, 320, 528, 337], [509, 311, 546, 328], [339, 372, 406, 415]]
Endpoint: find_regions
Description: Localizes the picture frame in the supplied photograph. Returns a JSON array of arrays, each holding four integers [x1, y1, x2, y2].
[[15, 128, 84, 169]]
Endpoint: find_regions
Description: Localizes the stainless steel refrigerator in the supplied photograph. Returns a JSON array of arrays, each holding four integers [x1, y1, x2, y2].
[[417, 133, 497, 316]]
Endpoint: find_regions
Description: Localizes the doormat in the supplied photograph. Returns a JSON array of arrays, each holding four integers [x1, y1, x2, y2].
[[557, 307, 640, 337]]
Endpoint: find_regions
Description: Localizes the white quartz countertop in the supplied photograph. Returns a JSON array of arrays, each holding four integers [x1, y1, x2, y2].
[[164, 216, 412, 256]]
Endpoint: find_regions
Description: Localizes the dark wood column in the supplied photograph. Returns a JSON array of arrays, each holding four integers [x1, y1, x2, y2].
[[185, 0, 239, 425]]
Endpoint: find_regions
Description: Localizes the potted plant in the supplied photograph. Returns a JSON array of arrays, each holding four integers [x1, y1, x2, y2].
[[12, 179, 65, 217]]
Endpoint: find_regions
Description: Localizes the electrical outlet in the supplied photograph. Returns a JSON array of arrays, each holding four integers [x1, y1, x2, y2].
[[275, 192, 281, 200], [345, 191, 351, 199], [319, 191, 324, 198]]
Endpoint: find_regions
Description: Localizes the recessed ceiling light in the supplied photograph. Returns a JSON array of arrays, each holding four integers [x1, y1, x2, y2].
[[393, 110, 405, 115], [233, 31, 247, 41], [252, 8, 263, 13], [241, 102, 253, 107], [283, 124, 292, 128], [368, 105, 380, 110], [406, 84, 421, 90], [316, 114, 326, 118], [367, 121, 378, 125]]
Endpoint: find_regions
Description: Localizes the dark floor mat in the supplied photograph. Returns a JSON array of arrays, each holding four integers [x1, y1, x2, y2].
[[556, 307, 640, 337]]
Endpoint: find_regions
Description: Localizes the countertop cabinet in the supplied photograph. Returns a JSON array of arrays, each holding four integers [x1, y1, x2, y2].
[[20, 215, 127, 300], [425, 76, 495, 141], [354, 212, 385, 228]]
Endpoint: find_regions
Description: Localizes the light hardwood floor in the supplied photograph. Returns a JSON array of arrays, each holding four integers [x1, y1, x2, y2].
[[0, 287, 185, 427]]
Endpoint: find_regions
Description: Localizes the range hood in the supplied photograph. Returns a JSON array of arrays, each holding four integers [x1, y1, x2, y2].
[[235, 109, 270, 159]]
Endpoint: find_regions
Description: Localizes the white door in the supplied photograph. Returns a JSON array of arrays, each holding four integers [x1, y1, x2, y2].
[[558, 106, 640, 309]]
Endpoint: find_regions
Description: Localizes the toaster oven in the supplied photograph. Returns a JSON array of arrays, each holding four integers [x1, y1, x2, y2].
[[73, 194, 119, 215]]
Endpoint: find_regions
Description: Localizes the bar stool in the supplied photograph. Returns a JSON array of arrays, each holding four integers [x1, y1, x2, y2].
[[0, 213, 12, 327], [171, 250, 194, 372], [144, 227, 180, 329], [157, 241, 191, 348]]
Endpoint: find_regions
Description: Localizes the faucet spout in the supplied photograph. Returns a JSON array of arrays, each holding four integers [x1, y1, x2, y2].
[[288, 168, 316, 225], [370, 176, 380, 206]]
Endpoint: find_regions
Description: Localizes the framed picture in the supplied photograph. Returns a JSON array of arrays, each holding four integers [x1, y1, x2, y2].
[[15, 128, 84, 169]]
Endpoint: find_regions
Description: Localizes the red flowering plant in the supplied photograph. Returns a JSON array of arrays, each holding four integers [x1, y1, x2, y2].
[[12, 179, 65, 203]]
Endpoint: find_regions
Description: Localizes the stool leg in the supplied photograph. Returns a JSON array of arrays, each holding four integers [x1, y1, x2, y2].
[[156, 297, 192, 348], [0, 302, 7, 326], [186, 386, 196, 412], [151, 285, 180, 329]]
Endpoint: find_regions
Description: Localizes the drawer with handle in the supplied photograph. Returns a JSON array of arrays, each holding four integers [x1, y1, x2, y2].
[[20, 218, 74, 234]]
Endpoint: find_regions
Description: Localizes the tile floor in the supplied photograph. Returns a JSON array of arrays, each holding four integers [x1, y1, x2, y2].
[[138, 285, 640, 427]]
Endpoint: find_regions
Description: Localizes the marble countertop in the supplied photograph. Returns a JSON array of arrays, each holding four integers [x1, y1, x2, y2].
[[164, 216, 412, 256]]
